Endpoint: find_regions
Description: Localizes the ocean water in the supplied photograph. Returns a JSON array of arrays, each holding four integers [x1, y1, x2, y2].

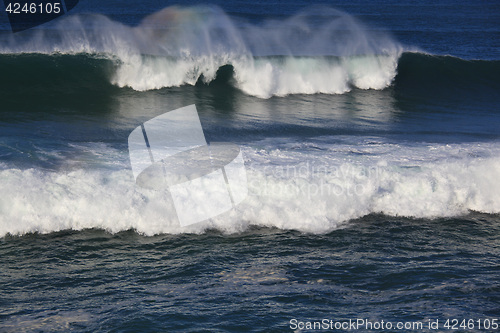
[[0, 0, 499, 331]]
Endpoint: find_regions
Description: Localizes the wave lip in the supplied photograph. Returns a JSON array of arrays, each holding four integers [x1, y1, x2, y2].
[[111, 54, 400, 98], [1, 52, 499, 101]]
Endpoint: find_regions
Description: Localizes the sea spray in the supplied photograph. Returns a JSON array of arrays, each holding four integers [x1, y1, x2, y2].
[[0, 5, 402, 97]]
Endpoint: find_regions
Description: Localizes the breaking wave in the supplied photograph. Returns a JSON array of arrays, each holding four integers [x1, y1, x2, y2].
[[0, 5, 402, 98], [1, 140, 500, 237]]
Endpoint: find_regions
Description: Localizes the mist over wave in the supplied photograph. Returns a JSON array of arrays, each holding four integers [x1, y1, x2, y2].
[[0, 5, 402, 98]]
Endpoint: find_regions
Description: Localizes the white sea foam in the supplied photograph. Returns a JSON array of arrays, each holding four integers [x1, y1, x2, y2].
[[0, 6, 402, 98], [1, 140, 499, 237]]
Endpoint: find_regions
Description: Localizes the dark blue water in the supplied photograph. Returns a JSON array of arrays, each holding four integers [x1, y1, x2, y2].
[[0, 1, 499, 331], [1, 214, 500, 331]]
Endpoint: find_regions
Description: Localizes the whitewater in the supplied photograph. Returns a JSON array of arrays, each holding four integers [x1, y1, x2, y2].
[[0, 5, 499, 237], [1, 138, 499, 237]]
